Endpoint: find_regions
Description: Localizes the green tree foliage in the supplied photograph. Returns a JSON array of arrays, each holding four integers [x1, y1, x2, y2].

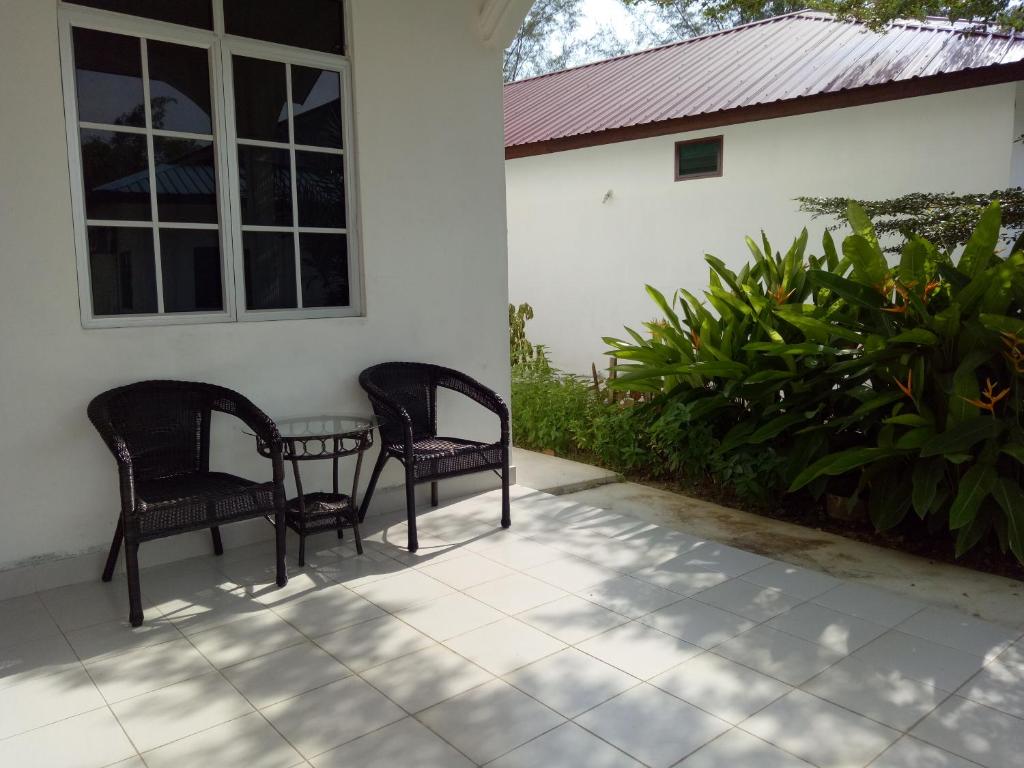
[[623, 0, 1024, 31], [799, 189, 1024, 253]]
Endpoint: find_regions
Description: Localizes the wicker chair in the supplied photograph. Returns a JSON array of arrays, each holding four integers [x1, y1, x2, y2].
[[88, 380, 288, 627], [357, 363, 510, 552]]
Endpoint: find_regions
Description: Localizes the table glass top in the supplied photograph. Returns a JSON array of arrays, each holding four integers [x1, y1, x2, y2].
[[245, 414, 377, 439]]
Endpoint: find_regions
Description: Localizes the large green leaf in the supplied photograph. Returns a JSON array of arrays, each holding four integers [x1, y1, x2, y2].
[[789, 447, 895, 492], [808, 270, 885, 310], [920, 416, 1003, 457], [912, 457, 945, 519], [979, 313, 1024, 337], [992, 476, 1024, 561], [947, 351, 989, 424], [870, 468, 911, 531], [957, 201, 1001, 278], [846, 201, 884, 261], [887, 329, 938, 346], [843, 234, 889, 286], [949, 464, 997, 530]]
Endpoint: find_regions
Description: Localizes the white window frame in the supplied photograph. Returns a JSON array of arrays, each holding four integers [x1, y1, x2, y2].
[[57, 1, 362, 328]]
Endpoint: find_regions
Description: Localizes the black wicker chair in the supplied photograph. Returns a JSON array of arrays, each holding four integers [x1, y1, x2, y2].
[[88, 380, 288, 627], [357, 363, 510, 552]]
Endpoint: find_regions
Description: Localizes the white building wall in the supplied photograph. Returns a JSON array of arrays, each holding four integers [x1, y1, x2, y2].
[[507, 85, 1017, 375], [0, 0, 511, 590]]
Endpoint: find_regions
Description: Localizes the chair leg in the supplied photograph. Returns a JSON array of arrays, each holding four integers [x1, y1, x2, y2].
[[275, 509, 288, 587], [125, 541, 144, 627], [431, 481, 439, 508], [211, 526, 224, 556], [102, 516, 124, 582], [405, 465, 419, 553], [298, 535, 306, 568], [358, 450, 389, 523], [348, 507, 364, 555], [501, 449, 511, 529]]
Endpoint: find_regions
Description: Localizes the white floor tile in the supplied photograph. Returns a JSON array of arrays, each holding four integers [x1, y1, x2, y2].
[[525, 556, 621, 592], [631, 558, 734, 597], [86, 637, 212, 703], [912, 696, 1024, 768], [853, 632, 986, 693], [743, 690, 899, 768], [897, 607, 1019, 661], [504, 647, 638, 717], [0, 594, 62, 649], [576, 683, 730, 768], [651, 653, 791, 724], [350, 570, 454, 612], [577, 575, 684, 619], [0, 666, 106, 740], [222, 642, 352, 708], [803, 656, 947, 731], [188, 609, 306, 668], [39, 580, 158, 632], [65, 617, 182, 663], [871, 736, 982, 768], [694, 579, 803, 622], [678, 728, 815, 768], [956, 660, 1024, 719], [766, 602, 887, 654], [741, 561, 840, 600], [0, 707, 136, 768], [111, 670, 253, 752], [488, 722, 644, 768], [394, 592, 504, 641], [272, 584, 385, 637], [518, 594, 629, 644], [814, 584, 924, 628], [313, 614, 434, 672], [640, 598, 756, 649], [713, 626, 845, 685], [444, 617, 566, 675], [261, 675, 405, 758], [995, 639, 1024, 675], [359, 644, 492, 713], [312, 717, 475, 768], [142, 711, 304, 768], [417, 678, 565, 765], [417, 552, 514, 590], [471, 535, 572, 570], [464, 572, 567, 615], [577, 621, 702, 680], [0, 633, 79, 690]]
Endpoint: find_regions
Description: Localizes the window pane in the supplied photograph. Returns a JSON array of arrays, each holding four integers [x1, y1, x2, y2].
[[148, 41, 212, 134], [154, 138, 218, 224], [65, 1, 213, 29], [243, 232, 297, 310], [296, 152, 344, 228], [677, 140, 720, 177], [73, 28, 145, 127], [233, 57, 288, 143], [292, 67, 342, 148], [88, 226, 158, 315], [80, 129, 151, 221], [160, 229, 223, 312], [238, 146, 292, 226], [300, 234, 348, 307], [224, 0, 344, 55]]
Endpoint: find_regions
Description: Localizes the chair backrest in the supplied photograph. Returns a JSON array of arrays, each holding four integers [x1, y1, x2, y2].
[[88, 381, 215, 480], [359, 363, 437, 445]]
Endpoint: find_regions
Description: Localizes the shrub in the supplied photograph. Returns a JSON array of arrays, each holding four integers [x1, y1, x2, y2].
[[605, 202, 1024, 563]]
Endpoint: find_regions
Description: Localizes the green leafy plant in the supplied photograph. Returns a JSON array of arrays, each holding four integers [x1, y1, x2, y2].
[[605, 202, 1024, 563]]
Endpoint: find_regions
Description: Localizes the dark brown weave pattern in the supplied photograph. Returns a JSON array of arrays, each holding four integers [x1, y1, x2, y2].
[[357, 363, 511, 552], [88, 380, 288, 626]]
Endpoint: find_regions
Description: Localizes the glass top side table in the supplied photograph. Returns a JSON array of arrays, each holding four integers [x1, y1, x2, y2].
[[247, 414, 377, 566]]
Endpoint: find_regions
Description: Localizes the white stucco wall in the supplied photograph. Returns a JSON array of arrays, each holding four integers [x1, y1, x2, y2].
[[0, 0, 511, 587], [507, 85, 1018, 375]]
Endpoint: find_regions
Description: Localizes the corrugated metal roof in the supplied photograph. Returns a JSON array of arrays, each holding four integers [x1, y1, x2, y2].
[[504, 11, 1024, 149]]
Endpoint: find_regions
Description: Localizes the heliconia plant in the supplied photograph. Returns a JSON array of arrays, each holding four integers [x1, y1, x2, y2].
[[605, 201, 1024, 563]]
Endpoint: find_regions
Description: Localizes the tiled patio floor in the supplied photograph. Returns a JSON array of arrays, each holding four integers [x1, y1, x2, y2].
[[2, 486, 1023, 768]]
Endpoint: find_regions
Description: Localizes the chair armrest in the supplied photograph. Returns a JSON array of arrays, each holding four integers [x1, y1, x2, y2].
[[434, 368, 509, 440], [361, 382, 415, 448], [86, 398, 137, 512], [207, 387, 282, 447]]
